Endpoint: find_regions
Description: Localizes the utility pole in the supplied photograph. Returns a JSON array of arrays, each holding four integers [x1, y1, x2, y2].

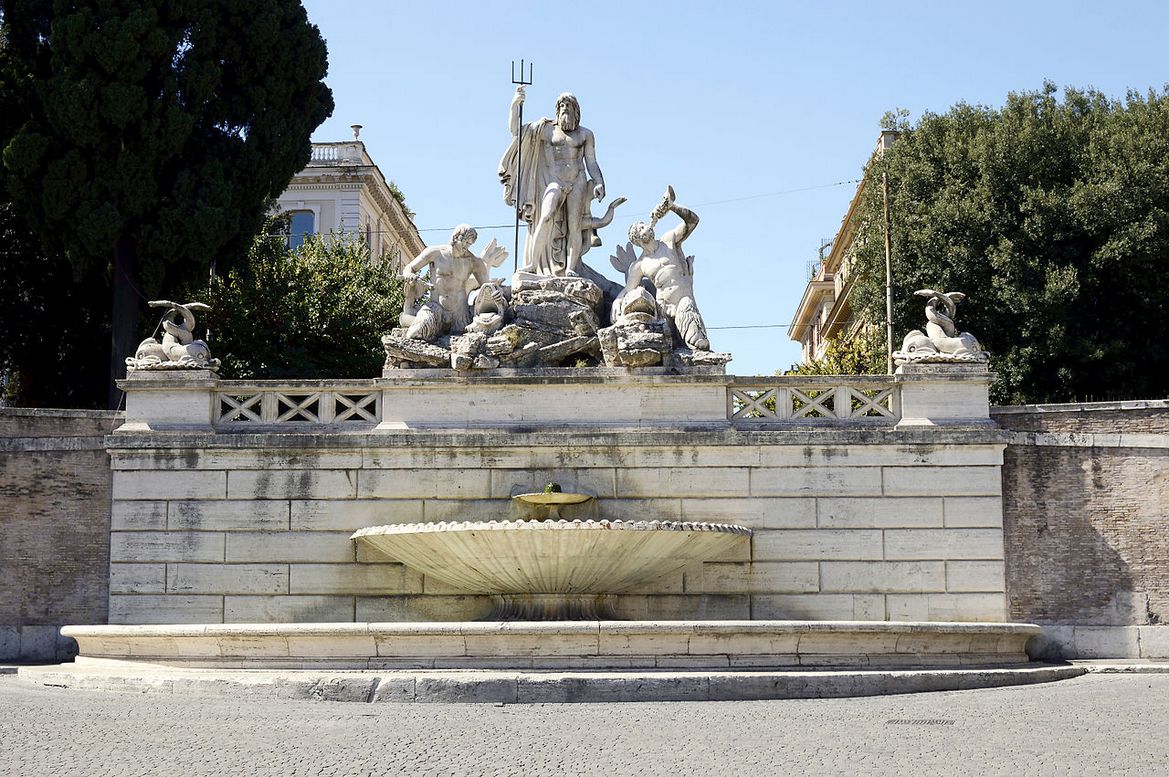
[[882, 171, 894, 375]]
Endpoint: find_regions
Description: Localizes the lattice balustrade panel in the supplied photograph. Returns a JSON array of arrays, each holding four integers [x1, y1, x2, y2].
[[214, 389, 381, 426], [729, 388, 778, 419], [217, 393, 263, 424], [335, 392, 379, 422], [728, 380, 900, 424], [789, 388, 835, 419], [846, 387, 897, 418], [276, 393, 322, 423]]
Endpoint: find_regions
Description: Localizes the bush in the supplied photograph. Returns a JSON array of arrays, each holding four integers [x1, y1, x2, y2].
[[199, 229, 403, 379]]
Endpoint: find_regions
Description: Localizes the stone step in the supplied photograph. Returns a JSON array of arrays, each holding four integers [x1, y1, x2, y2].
[[18, 663, 1083, 704]]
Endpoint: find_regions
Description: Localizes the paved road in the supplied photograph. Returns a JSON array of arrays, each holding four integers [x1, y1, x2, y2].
[[2, 673, 1166, 776]]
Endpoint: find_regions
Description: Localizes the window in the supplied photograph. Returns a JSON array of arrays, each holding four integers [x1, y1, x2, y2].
[[289, 211, 315, 249]]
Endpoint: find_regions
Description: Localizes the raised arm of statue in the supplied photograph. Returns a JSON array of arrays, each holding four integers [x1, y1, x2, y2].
[[509, 85, 526, 136], [662, 203, 699, 249]]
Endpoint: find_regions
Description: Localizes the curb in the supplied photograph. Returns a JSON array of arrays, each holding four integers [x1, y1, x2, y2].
[[17, 663, 1085, 704], [1076, 661, 1169, 674]]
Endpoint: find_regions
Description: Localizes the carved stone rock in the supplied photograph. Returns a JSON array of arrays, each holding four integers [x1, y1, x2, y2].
[[383, 277, 606, 371], [598, 318, 672, 368]]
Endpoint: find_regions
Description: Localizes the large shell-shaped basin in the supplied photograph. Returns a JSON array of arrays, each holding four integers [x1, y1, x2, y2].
[[351, 519, 752, 595]]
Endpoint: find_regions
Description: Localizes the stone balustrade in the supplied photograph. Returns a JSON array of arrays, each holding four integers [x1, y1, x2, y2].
[[118, 366, 993, 432]]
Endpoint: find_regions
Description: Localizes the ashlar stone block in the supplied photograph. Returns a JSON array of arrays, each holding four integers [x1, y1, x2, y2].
[[111, 501, 167, 530], [883, 528, 1004, 561], [945, 560, 1006, 592], [109, 594, 224, 625], [686, 561, 819, 594], [943, 496, 1004, 528], [358, 468, 491, 499], [167, 563, 288, 595], [820, 561, 946, 593], [817, 497, 943, 529], [110, 563, 167, 594], [882, 466, 1001, 497], [110, 531, 225, 563], [224, 595, 356, 623], [225, 531, 355, 563], [112, 470, 227, 500], [617, 467, 749, 498], [292, 499, 423, 531], [753, 593, 885, 621], [289, 563, 423, 595], [228, 470, 356, 500], [681, 497, 816, 529], [750, 467, 882, 497], [886, 593, 1006, 622], [169, 500, 289, 531], [752, 529, 883, 561]]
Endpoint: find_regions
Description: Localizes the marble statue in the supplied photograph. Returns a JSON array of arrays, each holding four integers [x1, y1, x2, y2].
[[610, 186, 711, 351], [126, 300, 220, 371], [499, 86, 611, 277], [893, 289, 988, 364], [400, 225, 508, 342]]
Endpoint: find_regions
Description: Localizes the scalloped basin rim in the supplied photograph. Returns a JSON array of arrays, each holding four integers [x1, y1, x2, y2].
[[350, 519, 753, 597], [352, 519, 753, 537]]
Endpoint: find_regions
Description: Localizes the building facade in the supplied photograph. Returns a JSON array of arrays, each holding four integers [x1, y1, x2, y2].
[[274, 133, 425, 271], [788, 131, 898, 364]]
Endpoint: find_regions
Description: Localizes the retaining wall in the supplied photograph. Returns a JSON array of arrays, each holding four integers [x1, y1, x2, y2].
[[3, 387, 1166, 662], [0, 408, 120, 660], [104, 371, 1009, 626], [995, 400, 1169, 659]]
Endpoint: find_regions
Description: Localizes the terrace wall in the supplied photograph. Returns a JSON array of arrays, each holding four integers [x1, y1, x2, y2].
[[0, 409, 120, 660]]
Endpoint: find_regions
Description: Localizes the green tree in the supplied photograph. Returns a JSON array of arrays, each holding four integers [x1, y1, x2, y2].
[[0, 199, 110, 406], [850, 84, 1169, 404], [785, 326, 885, 376], [199, 225, 404, 380], [0, 0, 333, 407]]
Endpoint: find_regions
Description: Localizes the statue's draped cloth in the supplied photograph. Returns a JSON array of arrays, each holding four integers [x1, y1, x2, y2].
[[498, 119, 594, 276]]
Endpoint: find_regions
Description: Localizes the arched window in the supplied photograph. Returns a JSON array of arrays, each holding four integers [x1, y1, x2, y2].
[[288, 211, 315, 249]]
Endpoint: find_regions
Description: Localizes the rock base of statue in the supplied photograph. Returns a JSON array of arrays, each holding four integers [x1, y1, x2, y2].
[[597, 314, 672, 367], [383, 276, 604, 371], [382, 274, 731, 372]]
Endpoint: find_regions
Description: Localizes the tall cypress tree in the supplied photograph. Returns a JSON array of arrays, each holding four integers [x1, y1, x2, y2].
[[0, 1, 333, 407]]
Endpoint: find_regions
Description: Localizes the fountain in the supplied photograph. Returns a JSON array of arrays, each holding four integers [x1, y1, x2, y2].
[[28, 82, 1066, 705], [352, 488, 752, 619]]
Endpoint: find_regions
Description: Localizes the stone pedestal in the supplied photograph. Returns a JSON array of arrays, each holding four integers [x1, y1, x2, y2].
[[895, 364, 993, 428], [117, 370, 218, 432]]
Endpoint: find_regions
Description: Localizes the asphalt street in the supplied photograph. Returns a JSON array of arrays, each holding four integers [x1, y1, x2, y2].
[[2, 672, 1165, 776]]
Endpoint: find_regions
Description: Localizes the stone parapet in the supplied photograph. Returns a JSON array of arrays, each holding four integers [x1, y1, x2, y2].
[[104, 372, 1008, 626]]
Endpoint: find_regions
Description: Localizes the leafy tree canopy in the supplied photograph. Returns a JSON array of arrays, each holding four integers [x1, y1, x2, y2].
[[851, 83, 1169, 404], [0, 0, 333, 405], [197, 223, 404, 380], [785, 326, 884, 377]]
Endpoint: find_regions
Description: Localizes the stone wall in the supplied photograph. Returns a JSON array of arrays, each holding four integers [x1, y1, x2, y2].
[[0, 409, 120, 660], [106, 370, 1008, 626], [995, 400, 1169, 659]]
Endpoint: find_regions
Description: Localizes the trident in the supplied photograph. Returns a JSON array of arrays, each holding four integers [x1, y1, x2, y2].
[[510, 59, 533, 273]]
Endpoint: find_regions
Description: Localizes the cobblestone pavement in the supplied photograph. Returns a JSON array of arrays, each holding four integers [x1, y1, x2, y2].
[[2, 673, 1167, 776]]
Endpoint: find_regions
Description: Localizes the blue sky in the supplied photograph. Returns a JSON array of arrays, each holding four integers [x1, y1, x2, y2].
[[301, 0, 1169, 375]]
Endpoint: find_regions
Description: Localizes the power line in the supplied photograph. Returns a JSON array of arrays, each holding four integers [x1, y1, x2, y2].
[[414, 177, 862, 234], [708, 324, 792, 330]]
